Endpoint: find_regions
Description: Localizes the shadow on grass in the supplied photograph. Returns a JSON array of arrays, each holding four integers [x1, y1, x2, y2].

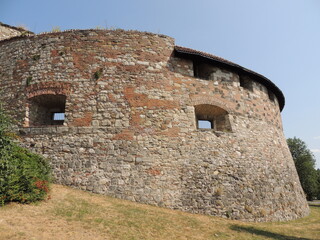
[[308, 203, 320, 208], [230, 225, 312, 240]]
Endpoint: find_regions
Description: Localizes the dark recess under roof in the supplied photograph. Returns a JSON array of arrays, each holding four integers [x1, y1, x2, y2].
[[174, 46, 285, 111]]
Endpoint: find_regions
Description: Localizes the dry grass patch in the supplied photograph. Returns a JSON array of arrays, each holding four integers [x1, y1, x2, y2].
[[0, 184, 319, 240]]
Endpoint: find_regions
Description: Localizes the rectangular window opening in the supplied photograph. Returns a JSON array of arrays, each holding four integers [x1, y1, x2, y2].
[[193, 61, 213, 80], [239, 76, 253, 91]]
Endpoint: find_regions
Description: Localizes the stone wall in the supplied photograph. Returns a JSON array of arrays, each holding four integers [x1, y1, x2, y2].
[[0, 29, 309, 221], [0, 23, 32, 41]]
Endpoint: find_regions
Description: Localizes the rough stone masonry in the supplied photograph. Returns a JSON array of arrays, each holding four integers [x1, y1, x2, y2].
[[0, 23, 309, 221]]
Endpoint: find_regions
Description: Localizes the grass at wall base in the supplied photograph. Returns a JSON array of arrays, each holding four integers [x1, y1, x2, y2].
[[0, 105, 51, 205]]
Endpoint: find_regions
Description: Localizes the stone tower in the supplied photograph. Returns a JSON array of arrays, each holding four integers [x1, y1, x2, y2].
[[0, 24, 309, 221]]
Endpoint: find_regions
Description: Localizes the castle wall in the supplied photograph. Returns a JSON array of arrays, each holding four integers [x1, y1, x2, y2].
[[0, 24, 30, 41], [0, 30, 309, 221]]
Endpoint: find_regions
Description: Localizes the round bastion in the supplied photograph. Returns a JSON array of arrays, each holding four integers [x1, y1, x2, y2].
[[0, 26, 309, 221]]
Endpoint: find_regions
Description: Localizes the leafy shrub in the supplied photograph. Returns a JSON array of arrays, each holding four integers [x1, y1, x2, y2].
[[287, 137, 319, 200], [0, 105, 51, 205]]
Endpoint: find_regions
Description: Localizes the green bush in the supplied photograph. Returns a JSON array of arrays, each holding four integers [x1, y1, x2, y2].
[[0, 105, 51, 205]]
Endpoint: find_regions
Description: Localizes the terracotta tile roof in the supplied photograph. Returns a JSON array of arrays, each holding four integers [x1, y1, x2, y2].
[[174, 46, 285, 111]]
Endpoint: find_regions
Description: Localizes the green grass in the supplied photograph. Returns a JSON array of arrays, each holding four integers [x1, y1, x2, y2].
[[0, 185, 319, 240]]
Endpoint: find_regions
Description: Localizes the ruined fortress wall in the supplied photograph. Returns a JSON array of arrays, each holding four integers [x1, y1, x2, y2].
[[0, 23, 31, 41], [0, 25, 21, 40], [0, 30, 309, 221]]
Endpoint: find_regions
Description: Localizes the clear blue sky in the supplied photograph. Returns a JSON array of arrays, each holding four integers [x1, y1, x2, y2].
[[2, 0, 320, 168]]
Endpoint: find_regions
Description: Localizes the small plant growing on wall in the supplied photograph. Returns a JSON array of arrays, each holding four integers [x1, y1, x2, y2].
[[26, 76, 32, 86], [32, 55, 40, 61], [51, 26, 61, 32], [93, 68, 103, 80]]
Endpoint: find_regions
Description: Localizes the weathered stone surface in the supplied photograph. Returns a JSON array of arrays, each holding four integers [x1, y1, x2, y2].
[[0, 22, 33, 41], [0, 27, 309, 222]]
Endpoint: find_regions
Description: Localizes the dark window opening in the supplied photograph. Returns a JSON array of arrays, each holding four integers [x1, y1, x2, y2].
[[268, 91, 275, 102], [195, 104, 232, 132], [193, 61, 215, 80], [28, 94, 66, 126], [239, 75, 253, 91]]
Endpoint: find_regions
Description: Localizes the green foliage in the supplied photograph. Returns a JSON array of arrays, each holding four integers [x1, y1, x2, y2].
[[0, 145, 51, 204], [32, 55, 40, 61], [93, 68, 103, 80], [287, 137, 319, 200], [26, 76, 32, 86], [0, 104, 12, 149], [0, 105, 51, 205], [317, 169, 320, 200]]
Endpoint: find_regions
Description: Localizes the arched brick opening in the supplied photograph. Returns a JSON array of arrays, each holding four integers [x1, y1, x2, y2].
[[195, 104, 232, 132], [24, 82, 71, 127], [27, 94, 66, 126]]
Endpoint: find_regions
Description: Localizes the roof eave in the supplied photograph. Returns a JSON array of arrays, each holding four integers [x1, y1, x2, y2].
[[174, 46, 285, 111]]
